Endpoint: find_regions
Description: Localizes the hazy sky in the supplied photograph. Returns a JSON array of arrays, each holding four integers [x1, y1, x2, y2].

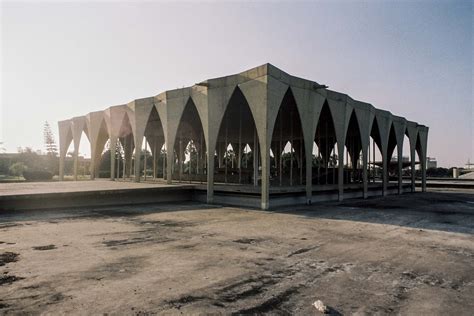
[[1, 0, 472, 167]]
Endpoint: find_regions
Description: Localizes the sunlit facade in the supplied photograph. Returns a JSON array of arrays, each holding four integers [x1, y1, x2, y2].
[[58, 64, 429, 209]]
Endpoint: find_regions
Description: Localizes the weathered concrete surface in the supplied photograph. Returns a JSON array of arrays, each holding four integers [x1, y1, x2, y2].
[[0, 190, 473, 314], [0, 180, 194, 211], [0, 180, 176, 196]]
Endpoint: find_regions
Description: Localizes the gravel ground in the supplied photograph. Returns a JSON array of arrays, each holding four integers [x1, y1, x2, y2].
[[0, 190, 473, 315]]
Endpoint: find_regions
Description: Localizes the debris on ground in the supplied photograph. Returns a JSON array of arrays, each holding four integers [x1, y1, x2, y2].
[[313, 299, 328, 313], [32, 245, 56, 251]]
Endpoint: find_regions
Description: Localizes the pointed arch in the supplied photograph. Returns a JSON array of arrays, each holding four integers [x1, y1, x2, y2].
[[344, 110, 364, 184], [143, 105, 166, 179], [72, 117, 91, 179], [386, 123, 398, 184], [215, 86, 258, 185], [270, 87, 306, 187], [173, 97, 207, 182], [415, 132, 423, 168], [120, 114, 135, 180], [368, 116, 384, 187], [92, 118, 110, 178], [313, 100, 339, 185]]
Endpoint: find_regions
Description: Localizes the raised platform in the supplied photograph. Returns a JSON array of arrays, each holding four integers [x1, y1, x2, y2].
[[0, 179, 417, 211], [0, 180, 194, 211], [194, 182, 413, 208]]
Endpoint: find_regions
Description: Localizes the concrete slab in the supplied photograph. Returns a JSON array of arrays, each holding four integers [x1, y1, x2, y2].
[[0, 180, 194, 211], [0, 190, 472, 314], [0, 180, 178, 197]]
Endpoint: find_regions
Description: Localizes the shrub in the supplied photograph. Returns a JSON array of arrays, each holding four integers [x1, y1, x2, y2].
[[9, 162, 26, 178], [23, 170, 53, 181]]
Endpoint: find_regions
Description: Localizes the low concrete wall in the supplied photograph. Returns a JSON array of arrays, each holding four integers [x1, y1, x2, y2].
[[194, 184, 412, 209], [1, 182, 418, 212], [0, 187, 193, 211]]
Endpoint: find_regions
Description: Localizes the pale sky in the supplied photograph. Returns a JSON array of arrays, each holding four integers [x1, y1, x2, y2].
[[1, 0, 472, 167]]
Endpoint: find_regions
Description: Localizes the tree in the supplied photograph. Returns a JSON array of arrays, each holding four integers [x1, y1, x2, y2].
[[9, 162, 26, 179], [43, 122, 59, 175], [43, 121, 58, 157]]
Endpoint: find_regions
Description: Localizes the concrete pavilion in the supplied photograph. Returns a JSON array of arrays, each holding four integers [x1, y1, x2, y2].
[[58, 64, 429, 210]]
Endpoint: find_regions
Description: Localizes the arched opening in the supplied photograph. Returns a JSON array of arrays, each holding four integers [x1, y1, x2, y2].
[[62, 127, 74, 179], [402, 132, 412, 184], [313, 101, 338, 186], [115, 113, 134, 180], [76, 129, 91, 179], [215, 87, 259, 185], [173, 98, 206, 182], [368, 117, 383, 188], [142, 106, 165, 181], [270, 88, 305, 187], [344, 110, 363, 186], [415, 133, 423, 183], [311, 142, 323, 174], [92, 119, 110, 178], [399, 132, 411, 188], [386, 123, 398, 186]]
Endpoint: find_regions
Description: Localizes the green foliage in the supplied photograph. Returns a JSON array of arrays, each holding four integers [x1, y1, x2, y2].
[[9, 162, 26, 178], [23, 170, 53, 181], [43, 121, 58, 156], [426, 167, 450, 178]]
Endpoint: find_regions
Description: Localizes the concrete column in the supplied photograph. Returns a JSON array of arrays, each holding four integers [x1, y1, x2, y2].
[[90, 135, 106, 180], [207, 149, 215, 204], [73, 149, 79, 181], [124, 136, 133, 178], [337, 142, 344, 201], [410, 147, 416, 192], [421, 152, 427, 192], [261, 144, 270, 210], [362, 147, 368, 198], [382, 146, 388, 196], [305, 147, 312, 204], [419, 128, 428, 193], [178, 139, 183, 182], [110, 136, 117, 180], [166, 147, 174, 185], [397, 145, 403, 194], [59, 153, 65, 181], [134, 138, 143, 182], [89, 148, 96, 180]]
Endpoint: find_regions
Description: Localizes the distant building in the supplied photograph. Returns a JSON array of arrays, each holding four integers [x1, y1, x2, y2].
[[391, 156, 409, 163], [426, 157, 437, 169], [466, 159, 474, 170]]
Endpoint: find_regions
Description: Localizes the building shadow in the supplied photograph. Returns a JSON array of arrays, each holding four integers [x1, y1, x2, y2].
[[271, 191, 474, 235]]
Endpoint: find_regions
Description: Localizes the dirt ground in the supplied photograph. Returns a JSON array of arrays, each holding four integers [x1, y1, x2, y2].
[[1, 189, 473, 315]]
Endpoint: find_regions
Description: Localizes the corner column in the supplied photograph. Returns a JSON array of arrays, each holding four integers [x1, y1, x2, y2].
[[261, 143, 270, 210], [421, 153, 427, 192]]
